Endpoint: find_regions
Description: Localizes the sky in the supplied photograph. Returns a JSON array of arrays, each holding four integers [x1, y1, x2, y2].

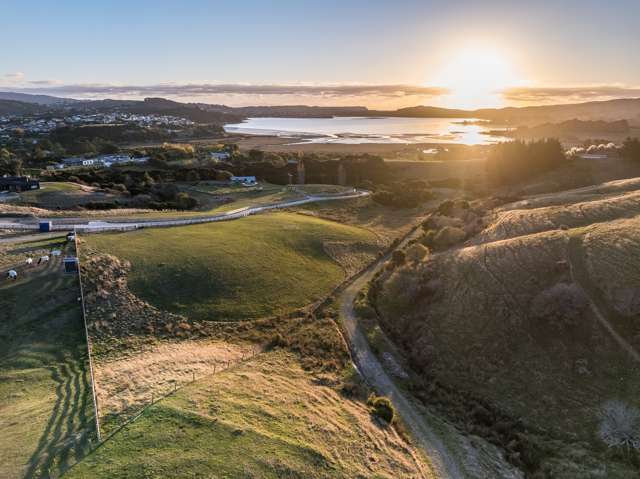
[[2, 0, 640, 109]]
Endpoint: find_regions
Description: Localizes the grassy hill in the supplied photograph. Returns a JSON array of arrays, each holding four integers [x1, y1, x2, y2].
[[368, 179, 640, 477], [66, 351, 430, 479], [0, 236, 95, 478], [82, 212, 378, 321]]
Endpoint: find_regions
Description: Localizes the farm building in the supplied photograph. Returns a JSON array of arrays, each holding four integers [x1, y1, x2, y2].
[[0, 176, 40, 192]]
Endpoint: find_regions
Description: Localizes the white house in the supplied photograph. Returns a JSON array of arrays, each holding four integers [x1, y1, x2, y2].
[[210, 151, 231, 162], [230, 176, 257, 186], [61, 157, 96, 168]]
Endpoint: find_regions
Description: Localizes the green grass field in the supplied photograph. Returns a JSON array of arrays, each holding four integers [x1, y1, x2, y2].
[[82, 212, 376, 321], [66, 352, 427, 479], [0, 238, 95, 478]]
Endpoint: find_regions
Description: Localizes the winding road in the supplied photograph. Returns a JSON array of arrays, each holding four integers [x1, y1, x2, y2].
[[336, 225, 465, 479], [0, 189, 369, 233]]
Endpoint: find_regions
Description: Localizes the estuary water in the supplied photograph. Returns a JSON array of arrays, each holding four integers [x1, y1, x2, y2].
[[224, 116, 509, 145]]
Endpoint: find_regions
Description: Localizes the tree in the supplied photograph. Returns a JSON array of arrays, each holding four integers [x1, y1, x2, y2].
[[391, 250, 406, 266], [486, 138, 566, 186], [0, 149, 22, 175], [248, 149, 264, 162]]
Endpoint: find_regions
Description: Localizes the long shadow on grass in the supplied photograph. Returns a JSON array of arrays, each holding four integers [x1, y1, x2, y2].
[[23, 364, 66, 479]]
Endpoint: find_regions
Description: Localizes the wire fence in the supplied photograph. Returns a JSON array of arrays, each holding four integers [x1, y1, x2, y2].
[[73, 230, 103, 442], [96, 346, 262, 449]]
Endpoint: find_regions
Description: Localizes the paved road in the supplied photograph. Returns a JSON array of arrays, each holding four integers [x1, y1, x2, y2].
[[337, 225, 465, 479], [0, 190, 369, 233]]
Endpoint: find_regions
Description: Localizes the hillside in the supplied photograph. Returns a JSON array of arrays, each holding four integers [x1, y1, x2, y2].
[[0, 99, 43, 116], [368, 178, 640, 477], [0, 91, 76, 105], [81, 212, 379, 322]]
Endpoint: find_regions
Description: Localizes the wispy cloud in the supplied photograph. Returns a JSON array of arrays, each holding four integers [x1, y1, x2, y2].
[[2, 72, 25, 83], [502, 85, 640, 103]]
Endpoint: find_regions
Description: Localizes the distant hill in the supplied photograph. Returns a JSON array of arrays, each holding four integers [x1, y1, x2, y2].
[[500, 119, 633, 140], [473, 98, 640, 125], [201, 104, 369, 118], [3, 90, 640, 127], [0, 91, 76, 105], [64, 97, 245, 125]]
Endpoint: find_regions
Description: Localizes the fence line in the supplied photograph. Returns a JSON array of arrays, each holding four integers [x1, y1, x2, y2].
[[76, 346, 262, 461], [74, 229, 103, 442]]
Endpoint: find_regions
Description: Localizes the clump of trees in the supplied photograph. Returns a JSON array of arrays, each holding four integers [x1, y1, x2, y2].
[[372, 179, 434, 208], [486, 138, 567, 186], [621, 138, 640, 161]]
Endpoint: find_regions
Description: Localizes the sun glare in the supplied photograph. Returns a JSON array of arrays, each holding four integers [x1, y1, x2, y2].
[[432, 46, 521, 109]]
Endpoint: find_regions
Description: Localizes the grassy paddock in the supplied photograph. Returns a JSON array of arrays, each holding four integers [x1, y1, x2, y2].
[[82, 212, 376, 321], [0, 239, 95, 478]]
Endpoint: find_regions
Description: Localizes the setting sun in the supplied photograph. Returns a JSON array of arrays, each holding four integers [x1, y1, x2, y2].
[[432, 46, 521, 109]]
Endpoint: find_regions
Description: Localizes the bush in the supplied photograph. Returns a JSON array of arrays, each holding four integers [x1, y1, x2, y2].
[[598, 400, 640, 450], [405, 243, 429, 263], [391, 250, 406, 266], [531, 282, 588, 329], [367, 394, 396, 424]]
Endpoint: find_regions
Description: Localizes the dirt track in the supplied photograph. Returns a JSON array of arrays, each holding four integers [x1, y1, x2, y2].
[[337, 225, 465, 479]]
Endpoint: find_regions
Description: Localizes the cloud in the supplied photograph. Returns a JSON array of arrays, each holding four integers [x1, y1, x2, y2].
[[2, 72, 25, 83], [502, 85, 640, 103], [5, 82, 449, 100]]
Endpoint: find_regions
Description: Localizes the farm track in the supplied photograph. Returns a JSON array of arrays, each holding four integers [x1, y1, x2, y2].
[[336, 226, 466, 479]]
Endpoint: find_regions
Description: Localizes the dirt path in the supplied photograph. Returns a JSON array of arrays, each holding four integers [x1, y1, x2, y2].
[[567, 234, 640, 362], [336, 226, 465, 479]]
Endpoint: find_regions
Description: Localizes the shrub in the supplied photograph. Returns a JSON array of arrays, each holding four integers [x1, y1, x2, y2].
[[405, 243, 429, 264], [367, 394, 396, 424], [598, 400, 640, 450], [531, 283, 589, 329]]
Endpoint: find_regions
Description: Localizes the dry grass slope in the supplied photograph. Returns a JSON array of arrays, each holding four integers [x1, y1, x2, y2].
[[67, 351, 431, 479], [373, 176, 640, 477]]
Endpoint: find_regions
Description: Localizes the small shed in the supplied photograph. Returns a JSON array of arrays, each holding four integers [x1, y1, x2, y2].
[[63, 257, 79, 274], [39, 221, 52, 233]]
